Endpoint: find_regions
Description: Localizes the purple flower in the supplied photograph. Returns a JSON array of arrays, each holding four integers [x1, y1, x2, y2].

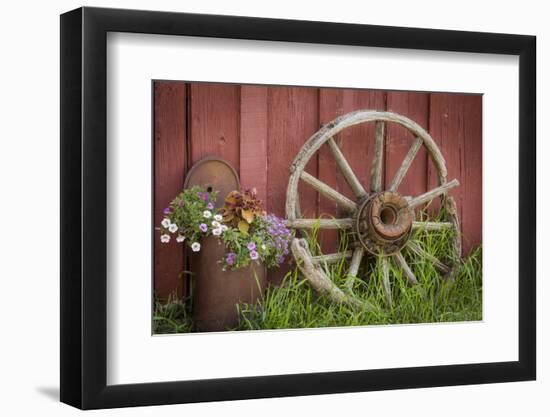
[[259, 214, 291, 265], [163, 207, 170, 214], [247, 242, 256, 251], [207, 202, 214, 210], [178, 200, 185, 208], [226, 252, 236, 266], [249, 250, 259, 260], [201, 193, 209, 201], [199, 223, 208, 232]]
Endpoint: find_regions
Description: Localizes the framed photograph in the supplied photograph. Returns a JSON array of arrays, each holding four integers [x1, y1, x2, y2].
[[60, 6, 536, 409]]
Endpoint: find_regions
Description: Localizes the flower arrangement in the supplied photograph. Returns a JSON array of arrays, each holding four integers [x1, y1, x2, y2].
[[217, 213, 291, 270], [159, 186, 292, 271], [222, 188, 265, 233], [159, 186, 224, 252]]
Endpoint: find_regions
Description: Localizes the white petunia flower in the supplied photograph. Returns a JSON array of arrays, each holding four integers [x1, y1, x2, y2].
[[212, 227, 222, 236], [161, 218, 171, 228], [160, 234, 170, 243], [211, 221, 221, 228], [176, 235, 185, 243], [191, 242, 201, 252], [261, 244, 266, 250], [221, 225, 229, 232], [168, 223, 178, 233], [214, 214, 223, 221], [203, 210, 212, 218]]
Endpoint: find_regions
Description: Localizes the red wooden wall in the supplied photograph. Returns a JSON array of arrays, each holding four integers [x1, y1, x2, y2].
[[154, 81, 482, 299]]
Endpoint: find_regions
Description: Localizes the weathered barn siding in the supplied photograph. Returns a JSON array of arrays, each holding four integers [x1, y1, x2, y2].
[[154, 83, 187, 298], [153, 81, 482, 299]]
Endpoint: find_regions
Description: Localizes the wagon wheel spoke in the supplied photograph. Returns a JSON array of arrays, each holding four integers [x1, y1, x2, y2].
[[370, 121, 385, 193], [389, 136, 423, 192], [291, 238, 364, 309], [408, 179, 460, 209], [412, 221, 453, 231], [444, 196, 462, 259], [392, 251, 418, 285], [345, 247, 365, 290], [300, 171, 358, 212], [286, 218, 353, 230], [326, 137, 368, 199], [311, 250, 353, 265], [379, 256, 393, 308], [406, 240, 450, 274]]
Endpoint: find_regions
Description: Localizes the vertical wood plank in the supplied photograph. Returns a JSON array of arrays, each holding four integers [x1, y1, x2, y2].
[[240, 86, 268, 206], [154, 82, 186, 300], [266, 87, 320, 218], [189, 83, 241, 171], [266, 86, 319, 284], [461, 95, 483, 255], [428, 93, 482, 255], [385, 92, 429, 197], [428, 94, 462, 226]]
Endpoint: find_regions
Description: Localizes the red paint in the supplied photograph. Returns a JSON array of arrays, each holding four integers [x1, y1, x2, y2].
[[189, 83, 241, 170], [154, 82, 483, 294], [266, 87, 319, 218], [385, 92, 429, 198], [266, 87, 319, 284], [461, 95, 483, 255], [154, 82, 187, 299], [428, 93, 482, 255], [240, 86, 268, 206]]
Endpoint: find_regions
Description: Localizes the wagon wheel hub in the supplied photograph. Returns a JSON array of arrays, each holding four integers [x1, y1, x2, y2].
[[356, 191, 413, 256]]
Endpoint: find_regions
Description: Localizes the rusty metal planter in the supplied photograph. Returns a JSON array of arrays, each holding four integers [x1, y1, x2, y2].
[[192, 236, 266, 332]]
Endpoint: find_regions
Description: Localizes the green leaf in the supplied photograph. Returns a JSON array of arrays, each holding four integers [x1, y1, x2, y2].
[[238, 220, 250, 234]]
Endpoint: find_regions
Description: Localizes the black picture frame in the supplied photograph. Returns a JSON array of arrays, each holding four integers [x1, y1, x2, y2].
[[60, 6, 536, 410]]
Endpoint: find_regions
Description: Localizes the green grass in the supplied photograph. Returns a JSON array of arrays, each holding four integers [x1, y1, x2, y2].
[[153, 220, 482, 333], [153, 296, 193, 334]]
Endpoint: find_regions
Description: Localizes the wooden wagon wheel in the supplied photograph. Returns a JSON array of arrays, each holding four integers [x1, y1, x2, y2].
[[285, 110, 461, 309]]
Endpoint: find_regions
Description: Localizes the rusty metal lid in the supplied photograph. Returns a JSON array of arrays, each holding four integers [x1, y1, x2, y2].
[[184, 157, 240, 208]]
